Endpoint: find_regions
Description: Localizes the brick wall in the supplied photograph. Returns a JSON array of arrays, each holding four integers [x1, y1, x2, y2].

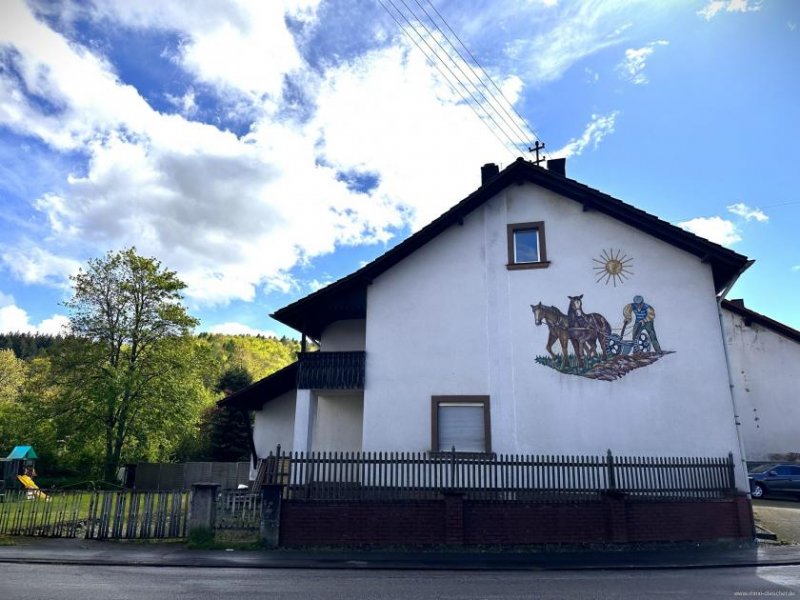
[[278, 494, 753, 547], [280, 500, 445, 546]]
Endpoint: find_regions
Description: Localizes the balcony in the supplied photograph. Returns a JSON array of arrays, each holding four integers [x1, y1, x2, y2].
[[296, 351, 365, 390]]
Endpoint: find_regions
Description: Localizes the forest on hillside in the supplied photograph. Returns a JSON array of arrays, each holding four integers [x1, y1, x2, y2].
[[0, 331, 299, 483]]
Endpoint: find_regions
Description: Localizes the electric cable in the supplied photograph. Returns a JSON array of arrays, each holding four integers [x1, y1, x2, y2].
[[376, 0, 520, 158], [411, 0, 539, 148]]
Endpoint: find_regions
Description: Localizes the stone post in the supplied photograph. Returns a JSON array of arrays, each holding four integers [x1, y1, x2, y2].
[[189, 482, 220, 534], [260, 484, 283, 548]]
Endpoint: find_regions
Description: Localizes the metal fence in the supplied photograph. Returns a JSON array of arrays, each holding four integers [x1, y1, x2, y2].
[[0, 489, 189, 539], [262, 449, 736, 502], [215, 490, 261, 533]]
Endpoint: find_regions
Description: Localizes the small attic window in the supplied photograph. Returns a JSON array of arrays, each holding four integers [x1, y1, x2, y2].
[[507, 222, 549, 270]]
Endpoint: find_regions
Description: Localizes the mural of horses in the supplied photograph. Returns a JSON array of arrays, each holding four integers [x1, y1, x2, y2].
[[531, 302, 571, 368], [567, 294, 612, 367]]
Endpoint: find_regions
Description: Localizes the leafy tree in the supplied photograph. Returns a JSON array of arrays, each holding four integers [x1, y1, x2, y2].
[[216, 365, 253, 395], [0, 348, 24, 401], [55, 248, 201, 481], [0, 333, 63, 359], [0, 349, 26, 452], [205, 366, 253, 462]]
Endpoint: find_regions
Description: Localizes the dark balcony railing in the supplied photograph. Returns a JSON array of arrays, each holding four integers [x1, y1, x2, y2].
[[296, 351, 365, 390]]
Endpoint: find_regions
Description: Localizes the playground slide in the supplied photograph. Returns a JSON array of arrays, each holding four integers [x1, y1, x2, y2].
[[17, 475, 47, 499]]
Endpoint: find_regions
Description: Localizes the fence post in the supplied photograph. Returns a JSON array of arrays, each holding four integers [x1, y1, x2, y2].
[[606, 450, 616, 492], [188, 482, 220, 535], [727, 452, 736, 493], [450, 446, 456, 489], [260, 483, 283, 548]]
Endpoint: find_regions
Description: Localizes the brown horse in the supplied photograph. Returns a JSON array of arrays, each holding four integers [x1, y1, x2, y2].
[[567, 295, 611, 367], [531, 302, 571, 368]]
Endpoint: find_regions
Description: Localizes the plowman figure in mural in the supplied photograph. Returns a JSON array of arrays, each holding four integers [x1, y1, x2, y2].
[[623, 295, 662, 353]]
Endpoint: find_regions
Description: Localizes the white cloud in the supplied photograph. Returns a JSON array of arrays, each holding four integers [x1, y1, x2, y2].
[[792, 265, 800, 272], [504, 1, 640, 84], [0, 292, 69, 334], [727, 202, 768, 222], [310, 42, 512, 229], [677, 202, 769, 247], [678, 216, 741, 247], [697, 0, 762, 21], [551, 111, 620, 159], [0, 247, 81, 288], [617, 40, 669, 85], [585, 67, 600, 83], [85, 0, 319, 103], [307, 277, 336, 293], [206, 322, 278, 337], [165, 89, 198, 117], [0, 1, 518, 307]]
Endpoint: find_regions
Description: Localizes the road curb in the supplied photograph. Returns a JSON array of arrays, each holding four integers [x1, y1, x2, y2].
[[3, 555, 800, 571]]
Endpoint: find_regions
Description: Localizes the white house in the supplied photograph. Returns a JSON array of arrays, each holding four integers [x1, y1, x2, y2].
[[721, 299, 800, 463], [223, 158, 754, 490]]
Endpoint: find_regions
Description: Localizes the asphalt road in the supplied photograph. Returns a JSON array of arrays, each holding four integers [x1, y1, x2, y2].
[[2, 564, 800, 600]]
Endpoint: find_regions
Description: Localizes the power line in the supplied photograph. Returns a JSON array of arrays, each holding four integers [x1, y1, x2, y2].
[[419, 0, 545, 147], [383, 0, 527, 154], [376, 0, 520, 158], [376, 0, 549, 158], [412, 0, 541, 147], [399, 0, 533, 149]]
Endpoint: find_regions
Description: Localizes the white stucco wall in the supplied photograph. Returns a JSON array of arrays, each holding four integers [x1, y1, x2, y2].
[[362, 182, 745, 487], [311, 392, 364, 452], [320, 319, 366, 351], [253, 390, 295, 458], [723, 309, 800, 462]]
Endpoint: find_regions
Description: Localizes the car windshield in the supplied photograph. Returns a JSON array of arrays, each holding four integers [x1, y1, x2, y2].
[[749, 464, 778, 474]]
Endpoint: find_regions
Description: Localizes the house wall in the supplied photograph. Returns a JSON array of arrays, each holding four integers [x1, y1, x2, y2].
[[723, 309, 800, 462], [311, 393, 364, 452], [253, 390, 296, 459], [363, 182, 747, 489], [320, 319, 366, 351]]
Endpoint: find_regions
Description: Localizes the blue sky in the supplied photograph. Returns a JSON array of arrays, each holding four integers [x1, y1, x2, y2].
[[0, 0, 798, 337]]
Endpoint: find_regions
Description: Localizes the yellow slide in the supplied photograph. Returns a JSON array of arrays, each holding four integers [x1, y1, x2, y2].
[[17, 475, 47, 499]]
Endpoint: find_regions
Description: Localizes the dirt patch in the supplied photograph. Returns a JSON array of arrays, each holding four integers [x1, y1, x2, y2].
[[753, 500, 800, 544], [536, 351, 675, 381]]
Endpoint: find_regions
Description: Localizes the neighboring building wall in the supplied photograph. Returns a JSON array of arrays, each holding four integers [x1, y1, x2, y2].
[[253, 390, 296, 458], [364, 182, 746, 487], [311, 393, 364, 452], [320, 319, 366, 351], [723, 309, 800, 462]]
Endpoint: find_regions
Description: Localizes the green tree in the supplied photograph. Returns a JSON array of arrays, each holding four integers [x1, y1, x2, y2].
[[56, 248, 200, 481], [0, 348, 24, 401], [0, 348, 26, 451], [206, 366, 253, 462]]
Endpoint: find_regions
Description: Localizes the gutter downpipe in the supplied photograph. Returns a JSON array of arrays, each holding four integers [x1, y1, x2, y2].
[[717, 259, 755, 495]]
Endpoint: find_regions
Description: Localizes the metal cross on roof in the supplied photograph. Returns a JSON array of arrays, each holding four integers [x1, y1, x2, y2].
[[528, 141, 546, 165]]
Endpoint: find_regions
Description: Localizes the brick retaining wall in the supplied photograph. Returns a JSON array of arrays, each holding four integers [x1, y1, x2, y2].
[[278, 494, 753, 547]]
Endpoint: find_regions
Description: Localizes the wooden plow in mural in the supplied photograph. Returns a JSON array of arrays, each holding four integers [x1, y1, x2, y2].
[[606, 321, 652, 356]]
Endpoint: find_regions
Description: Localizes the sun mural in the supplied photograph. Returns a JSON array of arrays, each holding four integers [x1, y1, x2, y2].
[[593, 249, 633, 287]]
